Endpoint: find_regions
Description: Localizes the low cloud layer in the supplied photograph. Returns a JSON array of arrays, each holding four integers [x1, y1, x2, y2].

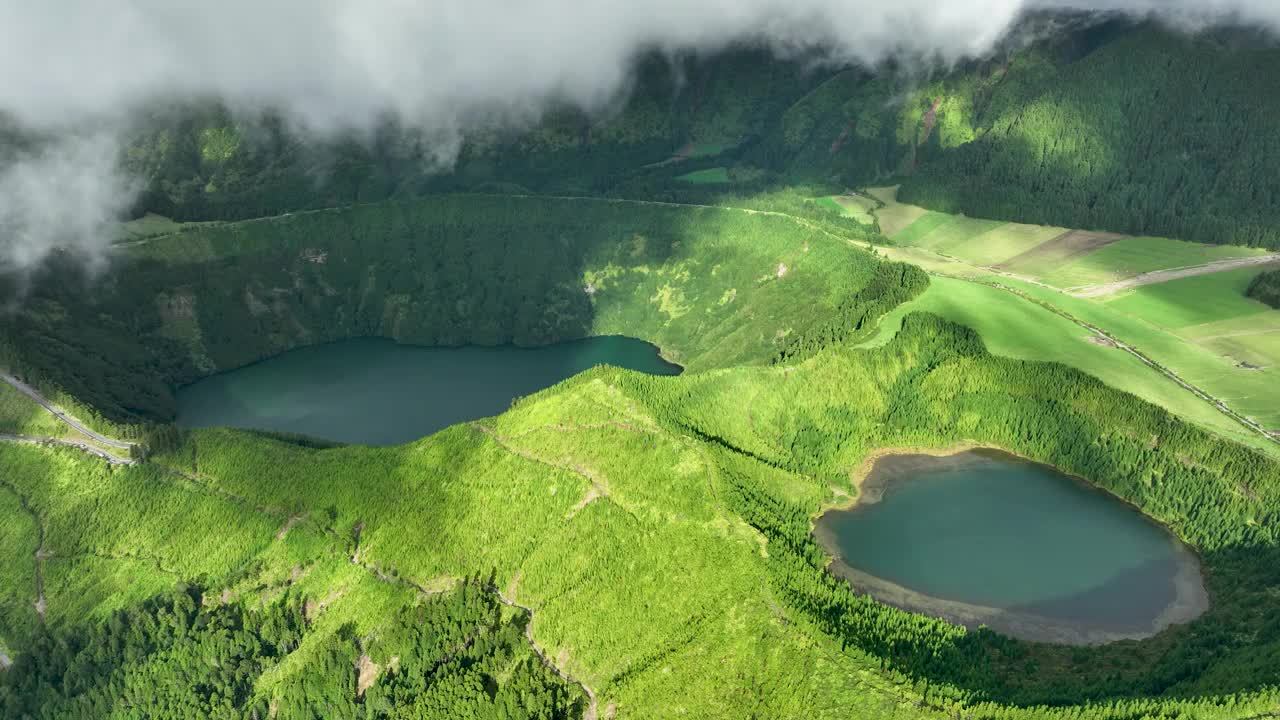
[[0, 134, 137, 273], [0, 0, 1276, 270]]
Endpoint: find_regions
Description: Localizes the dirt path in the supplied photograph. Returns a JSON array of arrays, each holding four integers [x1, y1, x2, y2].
[[494, 586, 600, 720], [475, 425, 611, 518], [0, 481, 48, 622], [1072, 254, 1280, 298]]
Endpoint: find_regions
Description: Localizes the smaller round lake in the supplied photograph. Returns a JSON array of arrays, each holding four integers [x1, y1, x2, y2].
[[176, 336, 681, 446], [814, 450, 1208, 644]]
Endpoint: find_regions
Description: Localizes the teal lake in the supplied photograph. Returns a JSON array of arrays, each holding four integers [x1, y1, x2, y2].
[[176, 336, 681, 446], [815, 451, 1208, 643]]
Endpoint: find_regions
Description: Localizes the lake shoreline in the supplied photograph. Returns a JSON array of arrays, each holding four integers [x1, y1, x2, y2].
[[174, 335, 681, 446], [812, 446, 1212, 645]]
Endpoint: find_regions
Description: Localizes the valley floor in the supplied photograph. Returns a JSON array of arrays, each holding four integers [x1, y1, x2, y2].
[[866, 187, 1280, 456]]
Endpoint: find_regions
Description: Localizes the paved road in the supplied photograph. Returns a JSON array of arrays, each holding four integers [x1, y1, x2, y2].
[[0, 372, 134, 450], [1073, 254, 1280, 298], [0, 433, 135, 465]]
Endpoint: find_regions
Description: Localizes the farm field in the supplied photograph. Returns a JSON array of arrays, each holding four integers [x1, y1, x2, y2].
[[1005, 277, 1280, 434], [1042, 237, 1269, 289], [870, 187, 1068, 267], [871, 187, 1268, 290], [860, 276, 1279, 456], [815, 194, 875, 224], [1101, 267, 1276, 329], [867, 187, 1280, 439]]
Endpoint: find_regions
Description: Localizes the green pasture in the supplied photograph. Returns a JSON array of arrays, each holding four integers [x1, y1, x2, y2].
[[1102, 267, 1275, 328], [1002, 277, 1280, 433], [1044, 237, 1270, 288], [944, 222, 1065, 267], [860, 276, 1276, 452], [815, 195, 875, 224], [675, 167, 731, 184]]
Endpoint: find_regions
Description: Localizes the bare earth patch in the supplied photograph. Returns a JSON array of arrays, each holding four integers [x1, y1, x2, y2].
[[276, 513, 305, 540], [567, 485, 605, 519], [996, 229, 1128, 273], [1085, 335, 1119, 348], [356, 654, 380, 696]]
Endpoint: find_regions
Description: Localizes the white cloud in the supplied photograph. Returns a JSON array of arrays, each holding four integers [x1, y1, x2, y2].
[[0, 133, 137, 273], [0, 0, 1274, 269]]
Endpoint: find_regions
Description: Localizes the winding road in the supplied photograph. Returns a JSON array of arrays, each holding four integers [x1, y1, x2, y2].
[[0, 433, 135, 465], [1, 372, 133, 450], [0, 373, 136, 464]]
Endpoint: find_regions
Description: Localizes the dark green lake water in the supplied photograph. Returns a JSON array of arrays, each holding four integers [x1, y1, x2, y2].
[[815, 451, 1207, 643], [176, 336, 681, 446]]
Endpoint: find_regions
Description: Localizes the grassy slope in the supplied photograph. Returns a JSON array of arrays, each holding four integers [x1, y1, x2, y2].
[[0, 392, 933, 719], [873, 188, 1280, 440], [1007, 278, 1280, 432], [5, 315, 1280, 718], [1042, 237, 1268, 288], [0, 383, 68, 438], [1102, 266, 1275, 329], [875, 189, 1066, 268], [859, 277, 1276, 453], [675, 167, 731, 184]]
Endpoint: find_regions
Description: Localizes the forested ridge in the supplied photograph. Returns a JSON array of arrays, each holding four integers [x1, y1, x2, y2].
[[3, 312, 1280, 718], [86, 20, 1280, 251], [4, 15, 1280, 720], [897, 26, 1280, 249], [0, 193, 905, 424]]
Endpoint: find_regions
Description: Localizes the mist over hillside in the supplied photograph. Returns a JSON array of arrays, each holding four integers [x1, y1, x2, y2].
[[1, 2, 1279, 271]]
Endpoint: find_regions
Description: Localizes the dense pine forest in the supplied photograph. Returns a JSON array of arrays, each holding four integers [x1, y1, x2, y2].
[[1, 580, 583, 719], [897, 27, 1280, 249], [88, 21, 1280, 251]]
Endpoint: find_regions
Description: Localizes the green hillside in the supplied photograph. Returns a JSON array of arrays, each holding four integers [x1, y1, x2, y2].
[[4, 315, 1280, 718], [2, 194, 914, 425], [5, 16, 1280, 720], [98, 23, 1280, 254], [898, 27, 1280, 249]]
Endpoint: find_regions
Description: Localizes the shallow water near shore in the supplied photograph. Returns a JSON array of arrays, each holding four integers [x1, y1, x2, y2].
[[176, 336, 681, 446], [814, 450, 1208, 644]]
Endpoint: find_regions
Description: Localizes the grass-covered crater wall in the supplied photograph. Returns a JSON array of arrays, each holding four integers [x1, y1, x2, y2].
[[0, 194, 923, 424]]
